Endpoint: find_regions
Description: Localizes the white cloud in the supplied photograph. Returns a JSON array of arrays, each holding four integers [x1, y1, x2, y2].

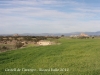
[[75, 8, 100, 13], [0, 6, 94, 20], [0, 0, 100, 34]]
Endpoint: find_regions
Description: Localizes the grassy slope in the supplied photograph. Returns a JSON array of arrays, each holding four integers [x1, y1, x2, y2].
[[0, 38, 100, 75]]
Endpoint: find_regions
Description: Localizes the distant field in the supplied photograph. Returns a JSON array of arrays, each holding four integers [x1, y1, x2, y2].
[[0, 38, 100, 75]]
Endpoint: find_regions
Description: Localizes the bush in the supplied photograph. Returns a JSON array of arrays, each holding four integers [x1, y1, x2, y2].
[[0, 46, 1, 50], [15, 42, 24, 49], [2, 46, 8, 50]]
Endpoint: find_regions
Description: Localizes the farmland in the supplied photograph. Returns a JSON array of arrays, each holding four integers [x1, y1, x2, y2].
[[0, 38, 100, 75]]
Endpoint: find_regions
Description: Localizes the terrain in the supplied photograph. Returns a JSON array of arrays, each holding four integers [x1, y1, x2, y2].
[[1, 31, 100, 36], [0, 38, 100, 75]]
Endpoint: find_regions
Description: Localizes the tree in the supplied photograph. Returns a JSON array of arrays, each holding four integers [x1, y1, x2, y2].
[[61, 35, 64, 37]]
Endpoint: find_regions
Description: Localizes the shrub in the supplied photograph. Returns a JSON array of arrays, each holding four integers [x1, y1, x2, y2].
[[2, 46, 8, 50], [15, 42, 24, 49], [0, 46, 1, 50]]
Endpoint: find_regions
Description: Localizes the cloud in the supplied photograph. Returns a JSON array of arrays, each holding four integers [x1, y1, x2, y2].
[[0, 0, 100, 34], [75, 8, 100, 13], [0, 6, 94, 20]]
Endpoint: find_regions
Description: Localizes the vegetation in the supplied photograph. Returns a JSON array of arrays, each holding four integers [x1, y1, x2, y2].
[[0, 38, 100, 75], [0, 36, 60, 51], [15, 42, 24, 49]]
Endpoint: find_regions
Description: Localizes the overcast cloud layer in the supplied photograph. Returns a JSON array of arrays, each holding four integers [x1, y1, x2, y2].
[[0, 0, 100, 34]]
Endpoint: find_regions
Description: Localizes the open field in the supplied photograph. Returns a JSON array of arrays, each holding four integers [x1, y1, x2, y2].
[[0, 38, 100, 75]]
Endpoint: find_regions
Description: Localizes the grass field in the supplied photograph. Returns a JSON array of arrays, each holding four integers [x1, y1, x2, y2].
[[0, 38, 100, 75]]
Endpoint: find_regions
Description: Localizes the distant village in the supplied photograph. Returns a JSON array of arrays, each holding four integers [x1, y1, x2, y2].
[[70, 33, 94, 39]]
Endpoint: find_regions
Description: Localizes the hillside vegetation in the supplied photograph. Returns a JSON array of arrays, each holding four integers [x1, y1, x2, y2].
[[0, 38, 100, 75]]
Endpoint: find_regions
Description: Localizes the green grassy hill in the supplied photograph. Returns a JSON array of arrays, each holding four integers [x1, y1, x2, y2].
[[0, 38, 100, 75]]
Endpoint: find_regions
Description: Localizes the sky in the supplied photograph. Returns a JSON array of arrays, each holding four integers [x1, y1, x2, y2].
[[0, 0, 100, 34]]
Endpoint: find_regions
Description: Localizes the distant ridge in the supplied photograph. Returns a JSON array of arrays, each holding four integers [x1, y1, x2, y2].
[[0, 31, 100, 36]]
